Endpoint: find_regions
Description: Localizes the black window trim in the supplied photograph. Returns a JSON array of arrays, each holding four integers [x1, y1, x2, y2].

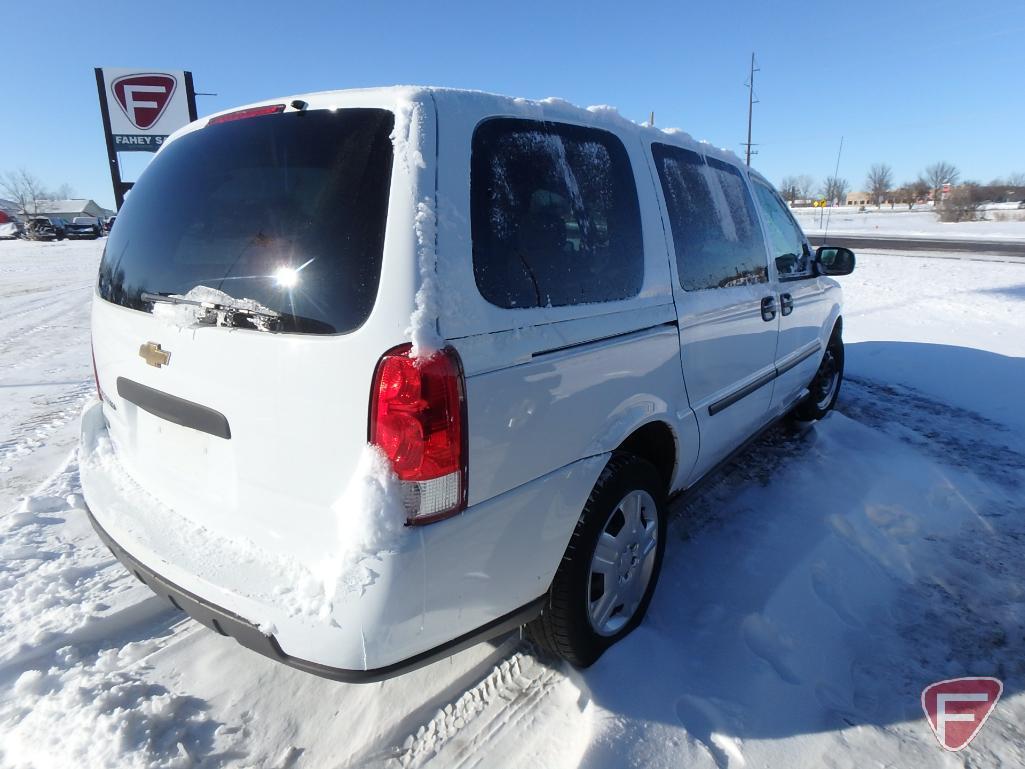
[[469, 115, 645, 311]]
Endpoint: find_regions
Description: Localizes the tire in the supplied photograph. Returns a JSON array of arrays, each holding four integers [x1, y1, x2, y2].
[[795, 331, 844, 421], [527, 452, 667, 667]]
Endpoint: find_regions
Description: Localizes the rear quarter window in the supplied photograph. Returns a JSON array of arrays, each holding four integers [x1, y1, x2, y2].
[[470, 118, 643, 309]]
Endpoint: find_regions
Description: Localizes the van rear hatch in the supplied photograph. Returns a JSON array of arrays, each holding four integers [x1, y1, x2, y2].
[[92, 105, 400, 562]]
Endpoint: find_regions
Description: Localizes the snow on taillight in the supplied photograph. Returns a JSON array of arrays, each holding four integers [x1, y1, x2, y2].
[[370, 344, 467, 524]]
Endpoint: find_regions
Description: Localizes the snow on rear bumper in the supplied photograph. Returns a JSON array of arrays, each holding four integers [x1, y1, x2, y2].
[[79, 401, 608, 678]]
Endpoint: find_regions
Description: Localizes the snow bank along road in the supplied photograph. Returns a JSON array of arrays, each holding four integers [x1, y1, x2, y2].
[[2, 238, 1025, 769]]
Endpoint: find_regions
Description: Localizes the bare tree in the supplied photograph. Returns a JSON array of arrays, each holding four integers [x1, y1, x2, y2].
[[779, 175, 816, 204], [911, 180, 929, 207], [821, 176, 849, 206], [780, 176, 800, 204], [1006, 171, 1025, 186], [796, 174, 815, 200], [923, 162, 960, 207], [893, 179, 930, 210], [866, 164, 893, 207], [940, 181, 983, 222], [51, 182, 75, 200], [1, 169, 50, 233]]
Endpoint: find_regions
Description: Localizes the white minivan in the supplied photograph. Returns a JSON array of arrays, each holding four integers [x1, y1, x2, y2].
[[81, 86, 854, 681]]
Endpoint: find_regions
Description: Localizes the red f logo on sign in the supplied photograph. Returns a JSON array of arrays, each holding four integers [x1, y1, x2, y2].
[[111, 74, 177, 130], [922, 677, 1002, 751]]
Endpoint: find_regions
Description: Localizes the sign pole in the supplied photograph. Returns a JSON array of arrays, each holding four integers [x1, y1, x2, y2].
[[94, 67, 129, 211], [183, 70, 198, 121]]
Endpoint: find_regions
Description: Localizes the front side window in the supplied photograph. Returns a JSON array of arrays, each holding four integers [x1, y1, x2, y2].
[[651, 144, 767, 290], [752, 178, 811, 278], [471, 119, 643, 309]]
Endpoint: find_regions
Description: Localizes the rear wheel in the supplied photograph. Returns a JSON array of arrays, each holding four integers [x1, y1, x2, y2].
[[795, 332, 844, 421], [527, 453, 667, 667]]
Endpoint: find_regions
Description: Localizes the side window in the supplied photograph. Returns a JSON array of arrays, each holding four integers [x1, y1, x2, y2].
[[751, 179, 811, 277], [651, 143, 767, 290], [471, 119, 643, 309]]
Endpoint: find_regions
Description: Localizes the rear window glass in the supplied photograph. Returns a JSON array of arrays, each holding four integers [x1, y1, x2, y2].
[[470, 118, 643, 309], [98, 108, 395, 335], [651, 143, 767, 291]]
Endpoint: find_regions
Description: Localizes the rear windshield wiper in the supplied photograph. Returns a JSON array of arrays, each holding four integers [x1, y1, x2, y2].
[[142, 291, 282, 331]]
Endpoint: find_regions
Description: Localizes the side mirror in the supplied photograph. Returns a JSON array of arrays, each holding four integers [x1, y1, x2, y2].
[[815, 246, 856, 276]]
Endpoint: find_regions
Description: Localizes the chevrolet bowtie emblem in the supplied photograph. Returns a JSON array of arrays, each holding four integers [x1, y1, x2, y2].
[[139, 341, 171, 368]]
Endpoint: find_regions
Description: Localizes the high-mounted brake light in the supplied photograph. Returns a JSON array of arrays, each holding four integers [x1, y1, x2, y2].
[[207, 104, 286, 126], [370, 344, 467, 525]]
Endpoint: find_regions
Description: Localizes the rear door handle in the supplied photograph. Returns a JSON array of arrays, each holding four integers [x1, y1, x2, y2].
[[760, 296, 777, 322], [780, 293, 794, 316]]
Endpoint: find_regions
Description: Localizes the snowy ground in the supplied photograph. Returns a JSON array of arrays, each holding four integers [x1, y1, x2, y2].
[[2, 238, 1025, 768], [793, 206, 1025, 240]]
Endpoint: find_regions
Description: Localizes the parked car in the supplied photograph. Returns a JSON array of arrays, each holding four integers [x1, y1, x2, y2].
[[0, 209, 22, 239], [67, 216, 103, 239], [27, 216, 67, 240], [104, 215, 116, 233], [81, 87, 855, 682]]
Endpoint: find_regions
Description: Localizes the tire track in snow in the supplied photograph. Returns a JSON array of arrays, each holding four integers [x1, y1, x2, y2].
[[0, 382, 92, 474], [840, 375, 1025, 487], [367, 650, 589, 769], [0, 451, 170, 674]]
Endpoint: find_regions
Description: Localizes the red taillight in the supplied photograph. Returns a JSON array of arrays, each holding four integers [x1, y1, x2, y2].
[[370, 344, 466, 524], [207, 104, 286, 125]]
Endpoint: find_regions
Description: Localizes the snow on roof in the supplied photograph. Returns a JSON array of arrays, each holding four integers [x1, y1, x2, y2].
[[187, 85, 744, 167], [32, 199, 100, 214]]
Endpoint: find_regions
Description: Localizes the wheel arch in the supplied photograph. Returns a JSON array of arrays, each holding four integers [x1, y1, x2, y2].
[[615, 420, 677, 494]]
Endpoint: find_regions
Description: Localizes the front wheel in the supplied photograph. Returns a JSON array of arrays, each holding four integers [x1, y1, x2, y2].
[[527, 453, 667, 667], [795, 333, 844, 421]]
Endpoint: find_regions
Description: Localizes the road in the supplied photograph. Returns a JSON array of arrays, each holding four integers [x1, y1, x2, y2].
[[808, 233, 1025, 257]]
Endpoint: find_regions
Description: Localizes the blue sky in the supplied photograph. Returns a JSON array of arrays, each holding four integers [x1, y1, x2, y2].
[[2, 0, 1022, 209]]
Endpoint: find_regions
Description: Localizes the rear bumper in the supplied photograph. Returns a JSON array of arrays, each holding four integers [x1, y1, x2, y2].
[[79, 400, 606, 679], [87, 504, 542, 682]]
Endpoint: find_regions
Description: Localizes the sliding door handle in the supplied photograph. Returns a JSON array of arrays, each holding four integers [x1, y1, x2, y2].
[[780, 293, 794, 316]]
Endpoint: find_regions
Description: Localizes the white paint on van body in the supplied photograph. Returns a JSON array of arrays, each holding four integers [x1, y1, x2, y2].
[[82, 86, 843, 674]]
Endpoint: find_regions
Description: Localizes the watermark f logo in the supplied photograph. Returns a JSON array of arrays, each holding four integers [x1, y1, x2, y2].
[[922, 677, 1002, 751], [111, 74, 177, 130]]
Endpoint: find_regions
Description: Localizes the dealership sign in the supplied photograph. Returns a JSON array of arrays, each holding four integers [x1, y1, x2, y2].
[[97, 68, 197, 151], [95, 67, 198, 208]]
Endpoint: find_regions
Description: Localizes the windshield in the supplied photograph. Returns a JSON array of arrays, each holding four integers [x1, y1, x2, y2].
[[98, 107, 395, 335]]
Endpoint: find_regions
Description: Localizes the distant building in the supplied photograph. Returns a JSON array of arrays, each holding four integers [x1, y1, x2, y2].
[[24, 199, 113, 220], [845, 191, 872, 207]]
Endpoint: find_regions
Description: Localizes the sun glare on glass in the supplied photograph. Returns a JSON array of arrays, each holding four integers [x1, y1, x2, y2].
[[274, 266, 299, 288]]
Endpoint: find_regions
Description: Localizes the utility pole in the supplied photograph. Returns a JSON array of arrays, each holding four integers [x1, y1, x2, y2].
[[743, 52, 759, 166]]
